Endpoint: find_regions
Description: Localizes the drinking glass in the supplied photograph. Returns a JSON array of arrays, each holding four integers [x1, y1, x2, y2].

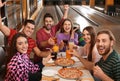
[[66, 50, 72, 59], [63, 40, 68, 45], [68, 41, 74, 51], [51, 52, 57, 61], [52, 37, 57, 44]]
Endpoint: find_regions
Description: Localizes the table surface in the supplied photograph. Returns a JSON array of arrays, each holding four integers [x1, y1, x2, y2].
[[41, 52, 94, 81]]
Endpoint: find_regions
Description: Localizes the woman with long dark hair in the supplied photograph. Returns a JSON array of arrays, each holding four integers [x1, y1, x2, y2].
[[5, 33, 51, 81], [70, 26, 101, 70], [82, 26, 98, 62]]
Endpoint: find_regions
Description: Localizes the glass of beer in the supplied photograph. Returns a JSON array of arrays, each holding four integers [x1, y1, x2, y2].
[[66, 50, 72, 59], [68, 41, 74, 51]]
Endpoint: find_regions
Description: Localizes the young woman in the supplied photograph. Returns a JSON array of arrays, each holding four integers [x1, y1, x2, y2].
[[5, 33, 51, 81], [56, 19, 78, 51], [70, 26, 101, 70], [82, 26, 101, 62]]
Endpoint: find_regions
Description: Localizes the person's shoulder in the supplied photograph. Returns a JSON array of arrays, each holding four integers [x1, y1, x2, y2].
[[10, 28, 17, 33], [37, 27, 44, 33], [27, 37, 35, 42]]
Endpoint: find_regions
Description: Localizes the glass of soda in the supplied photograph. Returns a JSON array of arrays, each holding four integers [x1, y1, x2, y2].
[[51, 52, 57, 61]]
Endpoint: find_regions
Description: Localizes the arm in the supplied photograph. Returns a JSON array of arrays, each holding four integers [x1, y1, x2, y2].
[[36, 31, 55, 49], [93, 66, 114, 81], [77, 55, 94, 70], [54, 5, 69, 32], [33, 46, 51, 57], [0, 0, 6, 7], [92, 45, 101, 63], [70, 27, 79, 44], [41, 37, 55, 47], [63, 5, 69, 19], [70, 49, 94, 70], [0, 1, 10, 36], [70, 33, 78, 45]]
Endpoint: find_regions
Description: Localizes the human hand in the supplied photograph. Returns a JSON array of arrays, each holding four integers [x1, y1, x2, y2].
[[64, 4, 69, 11], [93, 65, 105, 79], [0, 0, 6, 8], [48, 37, 55, 45], [59, 40, 64, 50], [69, 49, 79, 58], [42, 54, 52, 65]]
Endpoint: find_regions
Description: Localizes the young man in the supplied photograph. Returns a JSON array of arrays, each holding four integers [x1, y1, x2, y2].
[[0, 1, 50, 59], [36, 5, 69, 51], [35, 5, 69, 63], [93, 30, 120, 81], [70, 29, 120, 81]]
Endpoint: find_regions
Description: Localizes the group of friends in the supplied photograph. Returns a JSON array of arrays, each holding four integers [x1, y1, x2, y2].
[[0, 1, 120, 81]]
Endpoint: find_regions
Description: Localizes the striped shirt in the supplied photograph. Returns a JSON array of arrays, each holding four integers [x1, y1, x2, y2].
[[5, 52, 40, 81], [96, 50, 120, 81]]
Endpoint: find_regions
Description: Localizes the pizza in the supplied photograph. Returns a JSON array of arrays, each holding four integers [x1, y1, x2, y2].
[[54, 58, 75, 66], [58, 68, 83, 79]]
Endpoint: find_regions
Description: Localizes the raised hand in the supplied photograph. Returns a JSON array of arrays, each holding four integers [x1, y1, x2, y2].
[[64, 4, 69, 11], [69, 49, 79, 58], [0, 0, 6, 8], [42, 54, 52, 65], [48, 37, 55, 45]]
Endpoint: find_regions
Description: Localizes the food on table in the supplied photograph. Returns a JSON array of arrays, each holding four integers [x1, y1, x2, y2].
[[58, 68, 83, 79], [55, 58, 75, 66]]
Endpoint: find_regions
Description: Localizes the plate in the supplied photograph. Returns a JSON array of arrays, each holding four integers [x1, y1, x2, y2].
[[58, 68, 83, 79], [42, 69, 57, 76], [71, 56, 79, 61], [54, 58, 75, 67]]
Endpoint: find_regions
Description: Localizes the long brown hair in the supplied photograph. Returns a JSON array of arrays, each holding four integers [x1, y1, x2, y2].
[[60, 18, 73, 35], [83, 26, 96, 61], [7, 33, 27, 63]]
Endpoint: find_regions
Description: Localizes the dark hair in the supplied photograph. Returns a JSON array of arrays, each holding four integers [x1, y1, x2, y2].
[[43, 13, 54, 21], [7, 33, 27, 63], [60, 19, 73, 35], [83, 26, 96, 61], [23, 19, 35, 26], [97, 29, 115, 42]]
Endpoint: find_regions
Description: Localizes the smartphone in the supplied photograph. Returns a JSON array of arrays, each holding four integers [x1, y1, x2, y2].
[[73, 27, 77, 29]]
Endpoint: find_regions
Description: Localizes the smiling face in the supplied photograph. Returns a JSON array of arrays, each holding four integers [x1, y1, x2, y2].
[[96, 33, 113, 56], [16, 36, 28, 54], [82, 30, 91, 44], [44, 17, 54, 30], [23, 23, 35, 37], [63, 20, 72, 33]]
